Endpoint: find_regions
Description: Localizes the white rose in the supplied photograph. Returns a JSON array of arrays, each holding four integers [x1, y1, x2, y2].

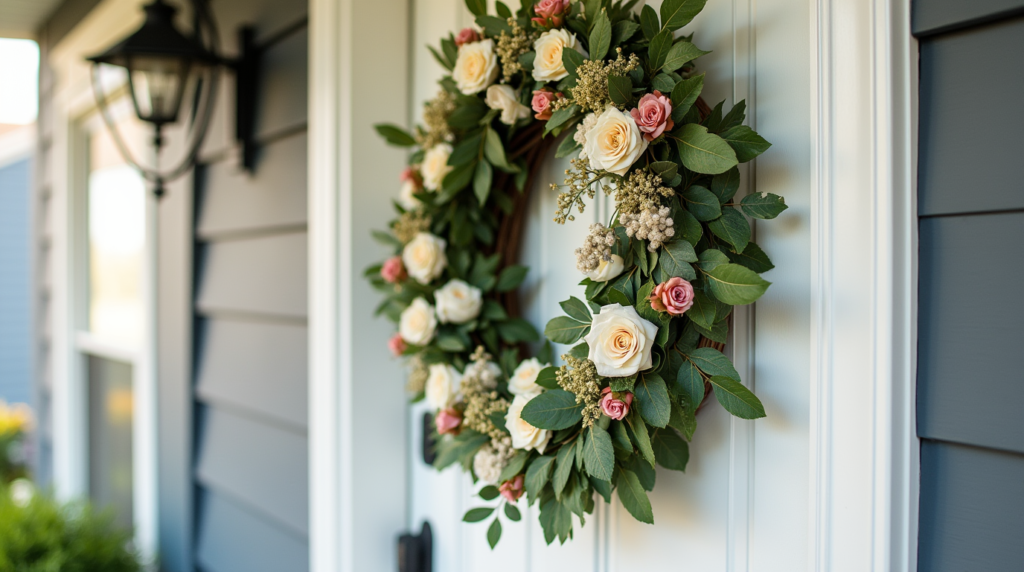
[[399, 297, 438, 345], [453, 39, 499, 95], [434, 279, 483, 324], [505, 394, 551, 453], [509, 358, 550, 397], [425, 363, 462, 410], [585, 254, 624, 282], [583, 106, 649, 176], [398, 179, 420, 211], [421, 143, 453, 191], [402, 232, 448, 284], [484, 84, 531, 126], [584, 303, 659, 377], [532, 29, 582, 82]]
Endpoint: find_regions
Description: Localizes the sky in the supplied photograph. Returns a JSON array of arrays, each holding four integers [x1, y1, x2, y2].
[[0, 38, 39, 124]]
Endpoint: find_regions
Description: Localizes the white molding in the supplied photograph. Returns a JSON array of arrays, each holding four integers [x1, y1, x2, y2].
[[808, 0, 919, 570], [0, 125, 36, 168]]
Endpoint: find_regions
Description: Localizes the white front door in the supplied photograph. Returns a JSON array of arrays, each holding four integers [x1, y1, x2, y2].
[[405, 1, 811, 570]]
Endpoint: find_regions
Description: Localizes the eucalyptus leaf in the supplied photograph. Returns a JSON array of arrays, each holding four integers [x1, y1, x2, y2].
[[487, 518, 502, 549], [740, 192, 788, 219], [726, 242, 775, 273], [681, 185, 722, 221], [374, 123, 417, 147], [560, 296, 592, 322], [674, 123, 739, 175], [616, 470, 654, 524], [708, 207, 751, 253], [583, 424, 615, 481], [464, 507, 494, 523], [705, 263, 771, 305], [496, 265, 529, 292], [525, 455, 556, 498], [553, 442, 575, 498], [661, 41, 709, 72], [544, 316, 590, 344], [627, 411, 656, 466], [634, 371, 671, 428], [607, 74, 633, 107], [651, 428, 690, 471], [647, 29, 673, 71], [720, 124, 772, 163], [675, 358, 706, 406], [535, 366, 560, 390], [640, 4, 660, 40], [710, 167, 740, 202], [521, 390, 584, 430], [660, 0, 707, 31], [685, 346, 740, 381], [709, 375, 766, 419], [473, 160, 493, 205], [669, 74, 704, 123], [589, 9, 612, 60]]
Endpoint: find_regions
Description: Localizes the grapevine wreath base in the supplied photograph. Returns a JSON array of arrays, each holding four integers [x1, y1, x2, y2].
[[368, 0, 785, 548]]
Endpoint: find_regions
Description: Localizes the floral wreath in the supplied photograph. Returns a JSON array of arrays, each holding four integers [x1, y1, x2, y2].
[[368, 0, 784, 548]]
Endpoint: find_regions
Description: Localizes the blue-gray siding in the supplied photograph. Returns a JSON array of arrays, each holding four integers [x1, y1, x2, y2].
[[914, 3, 1024, 570], [0, 157, 33, 407]]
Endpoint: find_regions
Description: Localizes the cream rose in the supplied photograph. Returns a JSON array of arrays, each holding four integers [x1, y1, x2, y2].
[[434, 279, 483, 324], [399, 297, 438, 346], [402, 232, 447, 284], [398, 179, 420, 211], [485, 85, 531, 126], [583, 106, 649, 176], [421, 143, 453, 191], [505, 394, 551, 453], [453, 39, 499, 94], [584, 303, 659, 377], [585, 254, 624, 282], [532, 29, 582, 82], [509, 358, 550, 397], [425, 363, 462, 410]]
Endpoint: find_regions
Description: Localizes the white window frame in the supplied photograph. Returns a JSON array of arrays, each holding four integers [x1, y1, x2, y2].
[[48, 0, 158, 563]]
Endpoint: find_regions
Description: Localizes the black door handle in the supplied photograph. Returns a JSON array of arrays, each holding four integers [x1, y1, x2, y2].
[[398, 521, 432, 572], [422, 412, 437, 465]]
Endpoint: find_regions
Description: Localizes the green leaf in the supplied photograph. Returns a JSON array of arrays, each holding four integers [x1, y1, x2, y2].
[[545, 104, 580, 135], [670, 74, 704, 123], [616, 470, 654, 524], [498, 319, 541, 343], [675, 359, 706, 406], [441, 161, 476, 198], [496, 0, 512, 17], [476, 14, 512, 36], [589, 9, 612, 61], [678, 209, 702, 246], [727, 242, 775, 273], [448, 104, 488, 129], [539, 493, 573, 544], [612, 20, 641, 45], [374, 123, 417, 147], [647, 29, 673, 72], [487, 518, 502, 549], [568, 342, 589, 360], [607, 74, 633, 107], [659, 239, 698, 280], [473, 160, 493, 205], [554, 129, 582, 158], [504, 503, 522, 521], [627, 411, 656, 466], [610, 419, 632, 451], [740, 192, 788, 219], [484, 128, 516, 172], [650, 161, 678, 181], [719, 100, 747, 131], [434, 430, 490, 469], [553, 442, 575, 499], [561, 48, 586, 80], [535, 366, 560, 390], [686, 346, 740, 381], [687, 290, 716, 329], [705, 263, 771, 305], [634, 372, 671, 428], [560, 296, 592, 322], [525, 455, 556, 498], [661, 41, 710, 72], [464, 507, 495, 522], [651, 73, 677, 94], [660, 0, 707, 31], [675, 123, 739, 175], [681, 185, 722, 221], [428, 45, 453, 71], [496, 265, 529, 292], [544, 316, 590, 344], [710, 167, 740, 202], [709, 375, 766, 419], [521, 390, 585, 430], [480, 485, 500, 500], [592, 475, 613, 503], [370, 229, 402, 249], [698, 248, 730, 272], [651, 428, 690, 471], [583, 424, 615, 481], [464, 0, 486, 15], [640, 5, 660, 40], [498, 450, 530, 482], [708, 207, 751, 253], [720, 124, 772, 163]]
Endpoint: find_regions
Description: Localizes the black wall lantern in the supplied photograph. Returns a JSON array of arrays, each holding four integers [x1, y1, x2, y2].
[[87, 0, 267, 197]]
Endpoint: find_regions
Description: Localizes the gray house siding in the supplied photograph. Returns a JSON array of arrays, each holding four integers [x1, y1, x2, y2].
[[0, 158, 33, 407], [189, 3, 309, 571], [914, 2, 1024, 570]]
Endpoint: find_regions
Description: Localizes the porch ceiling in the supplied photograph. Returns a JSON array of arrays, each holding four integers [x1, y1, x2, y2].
[[0, 0, 64, 39]]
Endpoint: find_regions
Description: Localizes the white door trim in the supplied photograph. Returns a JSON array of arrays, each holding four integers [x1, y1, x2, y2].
[[808, 0, 919, 570]]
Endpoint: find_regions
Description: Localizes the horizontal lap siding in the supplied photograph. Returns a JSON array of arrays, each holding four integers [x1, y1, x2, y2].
[[915, 8, 1024, 570], [191, 4, 308, 570]]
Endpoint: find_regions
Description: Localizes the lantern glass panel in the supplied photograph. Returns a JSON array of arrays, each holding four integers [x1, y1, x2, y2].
[[128, 55, 189, 124]]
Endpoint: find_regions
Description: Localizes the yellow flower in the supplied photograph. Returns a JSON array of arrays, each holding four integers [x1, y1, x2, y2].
[[0, 400, 32, 436]]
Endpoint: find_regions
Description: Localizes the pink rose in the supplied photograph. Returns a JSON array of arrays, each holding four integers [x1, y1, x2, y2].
[[532, 90, 558, 120], [532, 0, 570, 27], [435, 408, 463, 435], [600, 387, 634, 420], [399, 166, 421, 187], [455, 27, 481, 47], [499, 475, 525, 503], [649, 277, 695, 315], [381, 256, 407, 283], [629, 91, 675, 141], [388, 333, 407, 357]]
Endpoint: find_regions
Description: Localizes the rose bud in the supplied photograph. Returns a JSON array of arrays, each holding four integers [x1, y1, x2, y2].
[[600, 387, 634, 420], [387, 333, 407, 357], [499, 475, 525, 503], [454, 27, 481, 47], [381, 256, 407, 283], [532, 0, 571, 28], [399, 166, 422, 187], [435, 408, 463, 435], [531, 89, 559, 120], [630, 91, 675, 142], [649, 277, 695, 315]]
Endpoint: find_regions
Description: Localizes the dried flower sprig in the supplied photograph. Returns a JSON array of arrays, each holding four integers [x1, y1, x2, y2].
[[575, 223, 617, 273], [392, 211, 432, 244], [552, 157, 609, 224], [496, 18, 535, 82], [556, 355, 603, 428], [620, 206, 676, 251], [417, 89, 456, 149], [558, 49, 641, 113], [613, 169, 673, 215]]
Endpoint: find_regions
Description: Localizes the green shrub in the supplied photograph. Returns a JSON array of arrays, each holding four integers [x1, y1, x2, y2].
[[0, 484, 141, 572]]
